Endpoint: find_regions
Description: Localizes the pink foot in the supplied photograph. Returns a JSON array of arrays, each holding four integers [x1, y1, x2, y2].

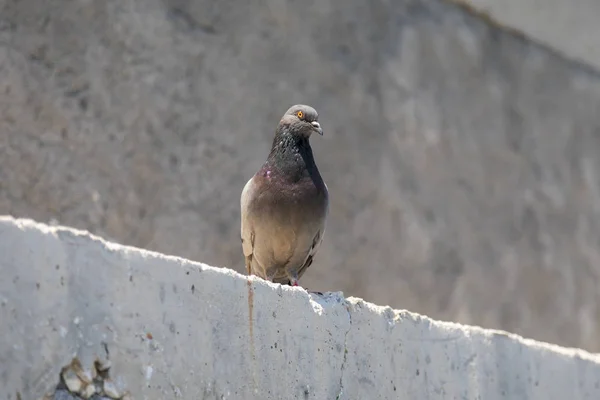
[[290, 277, 299, 287]]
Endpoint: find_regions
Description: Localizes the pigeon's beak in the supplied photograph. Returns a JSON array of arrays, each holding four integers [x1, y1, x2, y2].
[[311, 121, 323, 136]]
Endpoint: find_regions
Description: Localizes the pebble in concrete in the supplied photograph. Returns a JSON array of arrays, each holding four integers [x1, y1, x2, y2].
[[44, 358, 130, 400]]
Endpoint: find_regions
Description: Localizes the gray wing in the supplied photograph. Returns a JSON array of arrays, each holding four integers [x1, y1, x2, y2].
[[290, 181, 328, 282], [272, 184, 328, 285], [298, 227, 325, 279]]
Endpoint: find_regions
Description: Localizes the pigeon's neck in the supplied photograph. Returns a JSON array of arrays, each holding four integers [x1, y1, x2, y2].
[[269, 129, 305, 156], [264, 130, 323, 185]]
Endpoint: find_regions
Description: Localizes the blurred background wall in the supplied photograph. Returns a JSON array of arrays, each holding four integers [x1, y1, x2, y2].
[[2, 0, 600, 351], [461, 0, 600, 71]]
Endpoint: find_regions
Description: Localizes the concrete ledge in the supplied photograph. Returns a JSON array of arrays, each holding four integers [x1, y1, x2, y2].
[[1, 216, 599, 400]]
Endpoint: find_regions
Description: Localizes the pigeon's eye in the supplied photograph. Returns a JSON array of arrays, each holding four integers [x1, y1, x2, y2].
[[296, 111, 304, 119]]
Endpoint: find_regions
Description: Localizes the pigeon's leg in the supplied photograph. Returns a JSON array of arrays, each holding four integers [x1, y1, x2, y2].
[[288, 271, 300, 287], [264, 265, 281, 283], [266, 272, 277, 283]]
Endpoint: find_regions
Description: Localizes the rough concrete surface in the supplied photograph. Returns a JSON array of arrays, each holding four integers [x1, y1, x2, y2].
[[459, 0, 600, 71], [2, 217, 600, 400], [3, 0, 600, 352]]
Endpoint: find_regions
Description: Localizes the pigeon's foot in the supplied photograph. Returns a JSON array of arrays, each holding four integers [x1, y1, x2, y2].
[[288, 272, 301, 287]]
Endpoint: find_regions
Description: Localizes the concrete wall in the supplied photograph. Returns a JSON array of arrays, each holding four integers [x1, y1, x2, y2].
[[3, 0, 600, 353], [1, 216, 600, 400], [459, 0, 600, 71]]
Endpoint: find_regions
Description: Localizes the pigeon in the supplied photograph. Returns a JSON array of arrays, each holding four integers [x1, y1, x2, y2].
[[240, 104, 329, 287]]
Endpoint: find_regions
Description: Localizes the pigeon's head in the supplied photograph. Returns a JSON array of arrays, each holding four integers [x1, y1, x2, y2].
[[279, 104, 323, 138]]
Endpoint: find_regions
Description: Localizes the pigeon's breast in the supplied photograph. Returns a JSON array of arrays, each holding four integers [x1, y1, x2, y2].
[[249, 173, 327, 269], [250, 172, 328, 220]]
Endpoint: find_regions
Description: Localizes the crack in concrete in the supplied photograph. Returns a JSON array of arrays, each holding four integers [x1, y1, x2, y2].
[[336, 301, 352, 400]]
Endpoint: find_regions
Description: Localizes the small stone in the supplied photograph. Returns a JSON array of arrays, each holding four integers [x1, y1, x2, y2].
[[69, 358, 85, 375], [77, 368, 94, 385], [80, 383, 97, 399], [121, 394, 133, 400], [62, 368, 82, 393], [103, 380, 121, 399], [95, 358, 112, 373], [52, 389, 79, 400]]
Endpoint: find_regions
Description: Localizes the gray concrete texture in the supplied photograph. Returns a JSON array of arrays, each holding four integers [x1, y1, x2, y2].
[[2, 217, 600, 400], [2, 0, 600, 352], [460, 0, 600, 71]]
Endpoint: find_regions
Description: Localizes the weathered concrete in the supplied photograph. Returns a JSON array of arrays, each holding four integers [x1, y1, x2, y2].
[[4, 0, 600, 354], [4, 0, 600, 353], [1, 217, 599, 400], [458, 0, 600, 71]]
